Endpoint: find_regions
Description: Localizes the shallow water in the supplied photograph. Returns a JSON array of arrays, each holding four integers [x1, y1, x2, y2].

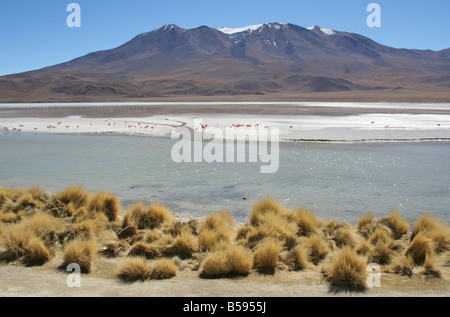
[[0, 133, 449, 224]]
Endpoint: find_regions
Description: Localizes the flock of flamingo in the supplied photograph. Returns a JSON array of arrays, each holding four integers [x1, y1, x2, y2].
[[0, 119, 444, 134]]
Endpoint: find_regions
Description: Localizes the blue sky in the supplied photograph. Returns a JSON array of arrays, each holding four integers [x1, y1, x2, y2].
[[0, 0, 449, 76]]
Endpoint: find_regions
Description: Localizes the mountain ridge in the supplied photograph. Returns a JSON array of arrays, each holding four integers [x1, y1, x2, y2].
[[1, 22, 449, 102]]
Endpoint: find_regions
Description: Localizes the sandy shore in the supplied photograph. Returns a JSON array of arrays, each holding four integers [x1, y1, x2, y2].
[[1, 263, 448, 297], [1, 102, 450, 141]]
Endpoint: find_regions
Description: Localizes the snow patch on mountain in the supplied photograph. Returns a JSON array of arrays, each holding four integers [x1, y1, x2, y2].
[[218, 24, 263, 34]]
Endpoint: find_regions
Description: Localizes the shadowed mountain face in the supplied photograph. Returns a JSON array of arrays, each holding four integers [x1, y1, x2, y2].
[[1, 23, 449, 102]]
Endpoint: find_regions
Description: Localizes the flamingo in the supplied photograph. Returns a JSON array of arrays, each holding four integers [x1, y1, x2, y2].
[[20, 125, 24, 127], [371, 121, 374, 124], [437, 124, 441, 127], [385, 125, 389, 128], [65, 126, 70, 128], [289, 125, 293, 128]]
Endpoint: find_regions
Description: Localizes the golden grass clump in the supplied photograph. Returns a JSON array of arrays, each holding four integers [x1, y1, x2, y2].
[[118, 257, 150, 282], [389, 254, 414, 277], [422, 255, 442, 279], [123, 202, 174, 230], [166, 228, 199, 258], [333, 227, 359, 249], [23, 237, 52, 266], [405, 233, 434, 266], [1, 225, 34, 259], [369, 227, 393, 246], [410, 214, 449, 253], [377, 210, 410, 240], [128, 241, 161, 259], [62, 239, 97, 273], [304, 235, 330, 265], [150, 258, 178, 280], [296, 207, 320, 237], [245, 213, 298, 250], [198, 211, 234, 252], [323, 248, 368, 291], [355, 241, 371, 256], [368, 242, 394, 265], [202, 210, 234, 231], [1, 212, 62, 260], [200, 245, 253, 278], [356, 214, 377, 239], [253, 238, 282, 274], [54, 186, 88, 209], [285, 244, 309, 271], [9, 191, 45, 215], [0, 188, 18, 209], [249, 198, 289, 226], [87, 192, 121, 222], [198, 229, 231, 252]]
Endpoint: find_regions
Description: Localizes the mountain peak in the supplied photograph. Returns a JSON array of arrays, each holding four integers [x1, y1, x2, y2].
[[307, 25, 337, 35], [217, 22, 290, 35]]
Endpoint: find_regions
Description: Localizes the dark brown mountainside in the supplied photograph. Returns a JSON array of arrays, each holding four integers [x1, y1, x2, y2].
[[1, 23, 449, 102]]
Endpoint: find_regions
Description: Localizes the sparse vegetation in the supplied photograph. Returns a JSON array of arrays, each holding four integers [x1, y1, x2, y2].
[[323, 248, 368, 291], [118, 257, 150, 282], [150, 259, 178, 280], [62, 239, 97, 273], [253, 238, 281, 274], [0, 188, 448, 292], [200, 245, 252, 278], [122, 202, 174, 230]]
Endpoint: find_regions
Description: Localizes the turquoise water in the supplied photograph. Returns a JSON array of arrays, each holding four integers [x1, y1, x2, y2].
[[0, 133, 449, 224]]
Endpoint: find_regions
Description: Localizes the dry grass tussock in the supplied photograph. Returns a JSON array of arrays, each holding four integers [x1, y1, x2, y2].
[[323, 248, 368, 291], [304, 235, 330, 265], [410, 214, 450, 253], [87, 192, 121, 222], [253, 238, 282, 274], [377, 210, 410, 240], [62, 239, 97, 273], [389, 254, 414, 277], [0, 190, 449, 291], [166, 228, 199, 258], [198, 211, 234, 252], [200, 245, 253, 278], [54, 186, 88, 210], [284, 244, 309, 271], [1, 212, 62, 260], [150, 258, 178, 280], [118, 257, 150, 282], [122, 202, 174, 230], [405, 233, 434, 266]]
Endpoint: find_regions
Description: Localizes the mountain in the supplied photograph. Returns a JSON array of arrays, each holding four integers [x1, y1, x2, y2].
[[1, 23, 449, 102]]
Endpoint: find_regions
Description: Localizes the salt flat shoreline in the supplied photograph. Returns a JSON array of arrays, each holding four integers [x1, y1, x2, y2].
[[1, 114, 450, 142]]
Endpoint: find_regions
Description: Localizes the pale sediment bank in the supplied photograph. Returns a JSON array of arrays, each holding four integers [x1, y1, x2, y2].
[[1, 113, 450, 142]]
